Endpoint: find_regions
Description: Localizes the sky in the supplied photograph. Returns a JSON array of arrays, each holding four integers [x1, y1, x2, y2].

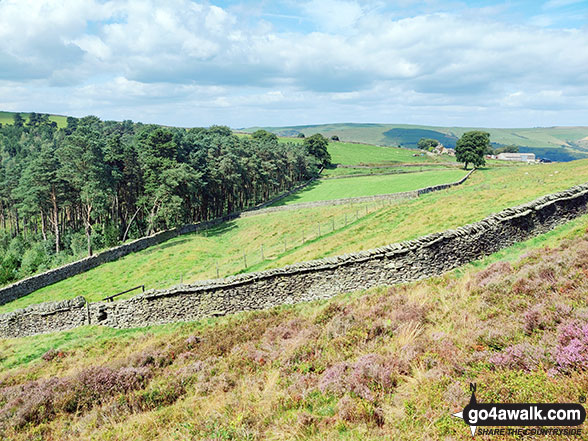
[[0, 0, 587, 128]]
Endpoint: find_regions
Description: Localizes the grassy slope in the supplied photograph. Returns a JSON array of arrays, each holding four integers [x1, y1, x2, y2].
[[3, 159, 588, 314], [326, 141, 438, 165], [321, 166, 449, 178], [274, 170, 467, 205], [244, 123, 588, 160], [0, 204, 377, 311], [259, 159, 588, 268], [0, 141, 461, 311], [0, 111, 68, 128], [1, 211, 588, 440]]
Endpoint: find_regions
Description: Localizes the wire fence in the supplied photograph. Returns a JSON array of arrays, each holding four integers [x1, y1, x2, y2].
[[116, 199, 399, 297]]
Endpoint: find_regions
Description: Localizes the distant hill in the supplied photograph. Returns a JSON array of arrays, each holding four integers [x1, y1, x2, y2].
[[0, 111, 68, 128], [243, 123, 588, 162]]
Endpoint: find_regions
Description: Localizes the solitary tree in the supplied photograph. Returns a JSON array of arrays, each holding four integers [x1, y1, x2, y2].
[[303, 134, 331, 167], [417, 138, 440, 150], [251, 129, 278, 143], [455, 131, 490, 169], [494, 144, 519, 154]]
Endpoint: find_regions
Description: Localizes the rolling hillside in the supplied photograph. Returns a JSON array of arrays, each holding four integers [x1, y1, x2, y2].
[[243, 123, 588, 162], [273, 169, 467, 205], [1, 121, 588, 441], [0, 111, 68, 128], [3, 158, 588, 314], [1, 210, 587, 440]]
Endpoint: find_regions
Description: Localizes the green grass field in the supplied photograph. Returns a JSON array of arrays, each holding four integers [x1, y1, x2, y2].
[[0, 111, 68, 128], [0, 204, 378, 312], [321, 165, 451, 178], [327, 141, 442, 165], [274, 169, 467, 205], [2, 160, 588, 314]]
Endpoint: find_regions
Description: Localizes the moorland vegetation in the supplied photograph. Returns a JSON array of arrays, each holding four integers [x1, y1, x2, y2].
[[1, 211, 587, 440]]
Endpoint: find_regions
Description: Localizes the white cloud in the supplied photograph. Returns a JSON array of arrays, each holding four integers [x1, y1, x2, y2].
[[1, 0, 588, 127]]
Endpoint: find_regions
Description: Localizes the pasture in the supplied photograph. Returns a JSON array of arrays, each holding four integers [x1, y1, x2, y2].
[[0, 111, 68, 128], [275, 169, 467, 205], [2, 159, 588, 313]]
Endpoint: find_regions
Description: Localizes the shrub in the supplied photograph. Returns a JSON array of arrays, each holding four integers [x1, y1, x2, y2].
[[19, 243, 48, 276], [101, 223, 120, 248], [7, 236, 26, 263], [0, 253, 20, 285], [488, 343, 547, 371], [62, 366, 153, 412], [91, 230, 105, 251], [0, 365, 152, 431], [319, 354, 404, 401], [130, 350, 173, 368], [553, 320, 588, 374], [68, 231, 87, 256], [41, 349, 65, 362], [185, 335, 201, 349], [523, 304, 551, 335], [473, 261, 513, 287]]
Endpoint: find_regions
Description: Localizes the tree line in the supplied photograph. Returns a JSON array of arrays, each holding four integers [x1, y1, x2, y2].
[[0, 114, 326, 284]]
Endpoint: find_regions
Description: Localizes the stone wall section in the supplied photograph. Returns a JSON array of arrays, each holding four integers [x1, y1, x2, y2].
[[0, 169, 469, 306], [0, 297, 88, 338], [2, 181, 588, 337], [240, 169, 475, 216], [0, 177, 318, 307]]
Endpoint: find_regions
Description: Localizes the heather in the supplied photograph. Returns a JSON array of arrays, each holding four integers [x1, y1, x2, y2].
[[1, 216, 588, 439]]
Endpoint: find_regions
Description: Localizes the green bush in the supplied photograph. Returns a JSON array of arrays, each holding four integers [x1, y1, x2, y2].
[[0, 254, 19, 284], [91, 230, 105, 251], [20, 243, 48, 276], [102, 223, 120, 248], [7, 236, 27, 264], [68, 232, 87, 256]]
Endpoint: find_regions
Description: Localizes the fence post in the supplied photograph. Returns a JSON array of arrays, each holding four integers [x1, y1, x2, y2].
[[261, 244, 264, 260], [243, 251, 247, 269], [318, 223, 321, 237], [302, 230, 305, 243], [332, 218, 335, 231], [216, 261, 220, 278]]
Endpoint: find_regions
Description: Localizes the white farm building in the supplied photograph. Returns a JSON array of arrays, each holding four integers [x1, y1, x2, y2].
[[496, 152, 536, 162]]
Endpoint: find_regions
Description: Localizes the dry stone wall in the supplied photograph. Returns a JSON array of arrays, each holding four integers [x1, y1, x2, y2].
[[241, 169, 475, 216], [2, 181, 588, 338], [0, 170, 467, 306], [0, 177, 318, 307], [0, 297, 88, 338], [0, 216, 232, 307]]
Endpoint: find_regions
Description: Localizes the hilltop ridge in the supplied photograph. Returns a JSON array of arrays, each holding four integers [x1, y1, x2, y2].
[[243, 122, 588, 162]]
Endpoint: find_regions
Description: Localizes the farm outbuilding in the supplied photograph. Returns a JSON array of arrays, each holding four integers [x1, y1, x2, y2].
[[496, 152, 536, 162]]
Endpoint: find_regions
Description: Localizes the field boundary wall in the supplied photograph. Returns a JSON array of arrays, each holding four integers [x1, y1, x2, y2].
[[0, 169, 472, 306], [2, 178, 588, 337]]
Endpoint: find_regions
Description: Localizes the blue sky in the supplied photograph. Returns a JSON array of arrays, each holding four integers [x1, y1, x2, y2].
[[0, 0, 587, 128]]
